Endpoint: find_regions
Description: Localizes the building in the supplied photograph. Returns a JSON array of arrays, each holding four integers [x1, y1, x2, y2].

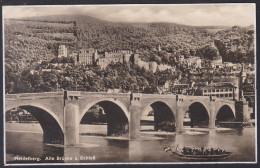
[[78, 48, 98, 66], [97, 50, 132, 69], [133, 54, 159, 73], [157, 80, 172, 94], [200, 82, 238, 100], [6, 108, 37, 123], [158, 64, 173, 71], [58, 45, 68, 58], [223, 62, 233, 67], [149, 62, 158, 73], [211, 56, 223, 68], [171, 83, 190, 95], [184, 56, 202, 68], [136, 59, 150, 71]]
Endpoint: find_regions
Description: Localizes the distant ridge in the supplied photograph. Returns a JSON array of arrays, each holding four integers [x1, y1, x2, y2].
[[8, 14, 229, 30]]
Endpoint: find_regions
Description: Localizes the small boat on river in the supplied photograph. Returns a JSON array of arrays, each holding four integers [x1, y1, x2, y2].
[[171, 151, 231, 161], [164, 146, 231, 161]]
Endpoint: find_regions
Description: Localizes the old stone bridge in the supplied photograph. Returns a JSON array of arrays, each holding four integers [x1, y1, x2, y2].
[[5, 91, 250, 146]]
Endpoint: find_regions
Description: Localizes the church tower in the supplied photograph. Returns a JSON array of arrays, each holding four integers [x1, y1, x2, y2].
[[239, 63, 247, 100], [241, 64, 247, 84]]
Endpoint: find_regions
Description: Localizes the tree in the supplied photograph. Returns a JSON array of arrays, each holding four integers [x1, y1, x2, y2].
[[198, 44, 220, 60]]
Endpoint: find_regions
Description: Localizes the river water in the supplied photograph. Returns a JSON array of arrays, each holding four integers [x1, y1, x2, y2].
[[5, 124, 256, 164]]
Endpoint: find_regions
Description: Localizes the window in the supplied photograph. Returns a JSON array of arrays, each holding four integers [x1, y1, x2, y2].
[[216, 89, 219, 92], [212, 90, 215, 92], [229, 93, 232, 97], [230, 88, 233, 91], [220, 89, 223, 92], [226, 88, 228, 91], [216, 94, 219, 97], [204, 90, 207, 93], [225, 94, 228, 97], [220, 94, 224, 97]]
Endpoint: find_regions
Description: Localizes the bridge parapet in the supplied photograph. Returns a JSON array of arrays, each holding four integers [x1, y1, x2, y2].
[[214, 98, 236, 104], [79, 91, 131, 98], [141, 93, 175, 98], [5, 92, 64, 99]]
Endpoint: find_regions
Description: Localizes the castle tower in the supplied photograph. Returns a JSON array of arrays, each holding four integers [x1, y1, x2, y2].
[[149, 62, 158, 73], [93, 49, 99, 62], [123, 53, 131, 63]]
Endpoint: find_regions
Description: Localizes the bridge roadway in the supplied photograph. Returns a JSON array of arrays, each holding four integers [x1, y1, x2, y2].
[[5, 91, 250, 146]]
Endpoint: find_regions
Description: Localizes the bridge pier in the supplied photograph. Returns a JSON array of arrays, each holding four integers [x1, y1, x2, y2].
[[129, 105, 141, 139], [176, 96, 184, 133], [242, 101, 249, 121], [129, 93, 142, 139], [235, 101, 250, 122], [64, 103, 79, 147], [209, 101, 216, 129]]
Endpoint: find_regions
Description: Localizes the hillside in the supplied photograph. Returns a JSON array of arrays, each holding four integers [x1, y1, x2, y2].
[[4, 15, 212, 71], [4, 15, 255, 93], [214, 26, 255, 63], [5, 15, 254, 69]]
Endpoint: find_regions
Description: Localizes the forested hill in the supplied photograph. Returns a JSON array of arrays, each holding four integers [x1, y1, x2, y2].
[[5, 15, 254, 73]]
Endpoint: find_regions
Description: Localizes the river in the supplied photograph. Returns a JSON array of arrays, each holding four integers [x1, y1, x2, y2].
[[5, 123, 256, 164]]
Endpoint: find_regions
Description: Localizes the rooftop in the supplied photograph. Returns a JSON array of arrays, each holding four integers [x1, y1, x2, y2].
[[202, 82, 237, 89]]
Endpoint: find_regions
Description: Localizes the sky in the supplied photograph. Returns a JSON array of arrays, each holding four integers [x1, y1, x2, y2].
[[3, 4, 255, 26]]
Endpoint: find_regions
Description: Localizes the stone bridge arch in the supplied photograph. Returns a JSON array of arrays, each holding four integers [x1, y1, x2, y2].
[[141, 100, 176, 131], [79, 98, 130, 122], [5, 104, 64, 144], [141, 100, 176, 117], [183, 101, 210, 127], [79, 98, 130, 136], [183, 101, 210, 117], [5, 103, 63, 132], [214, 100, 236, 117], [216, 104, 236, 122]]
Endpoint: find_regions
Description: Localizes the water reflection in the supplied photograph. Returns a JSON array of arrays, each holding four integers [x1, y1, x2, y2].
[[129, 140, 143, 162], [6, 127, 255, 163]]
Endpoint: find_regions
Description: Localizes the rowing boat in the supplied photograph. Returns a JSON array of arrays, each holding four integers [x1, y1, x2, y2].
[[172, 151, 232, 161]]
